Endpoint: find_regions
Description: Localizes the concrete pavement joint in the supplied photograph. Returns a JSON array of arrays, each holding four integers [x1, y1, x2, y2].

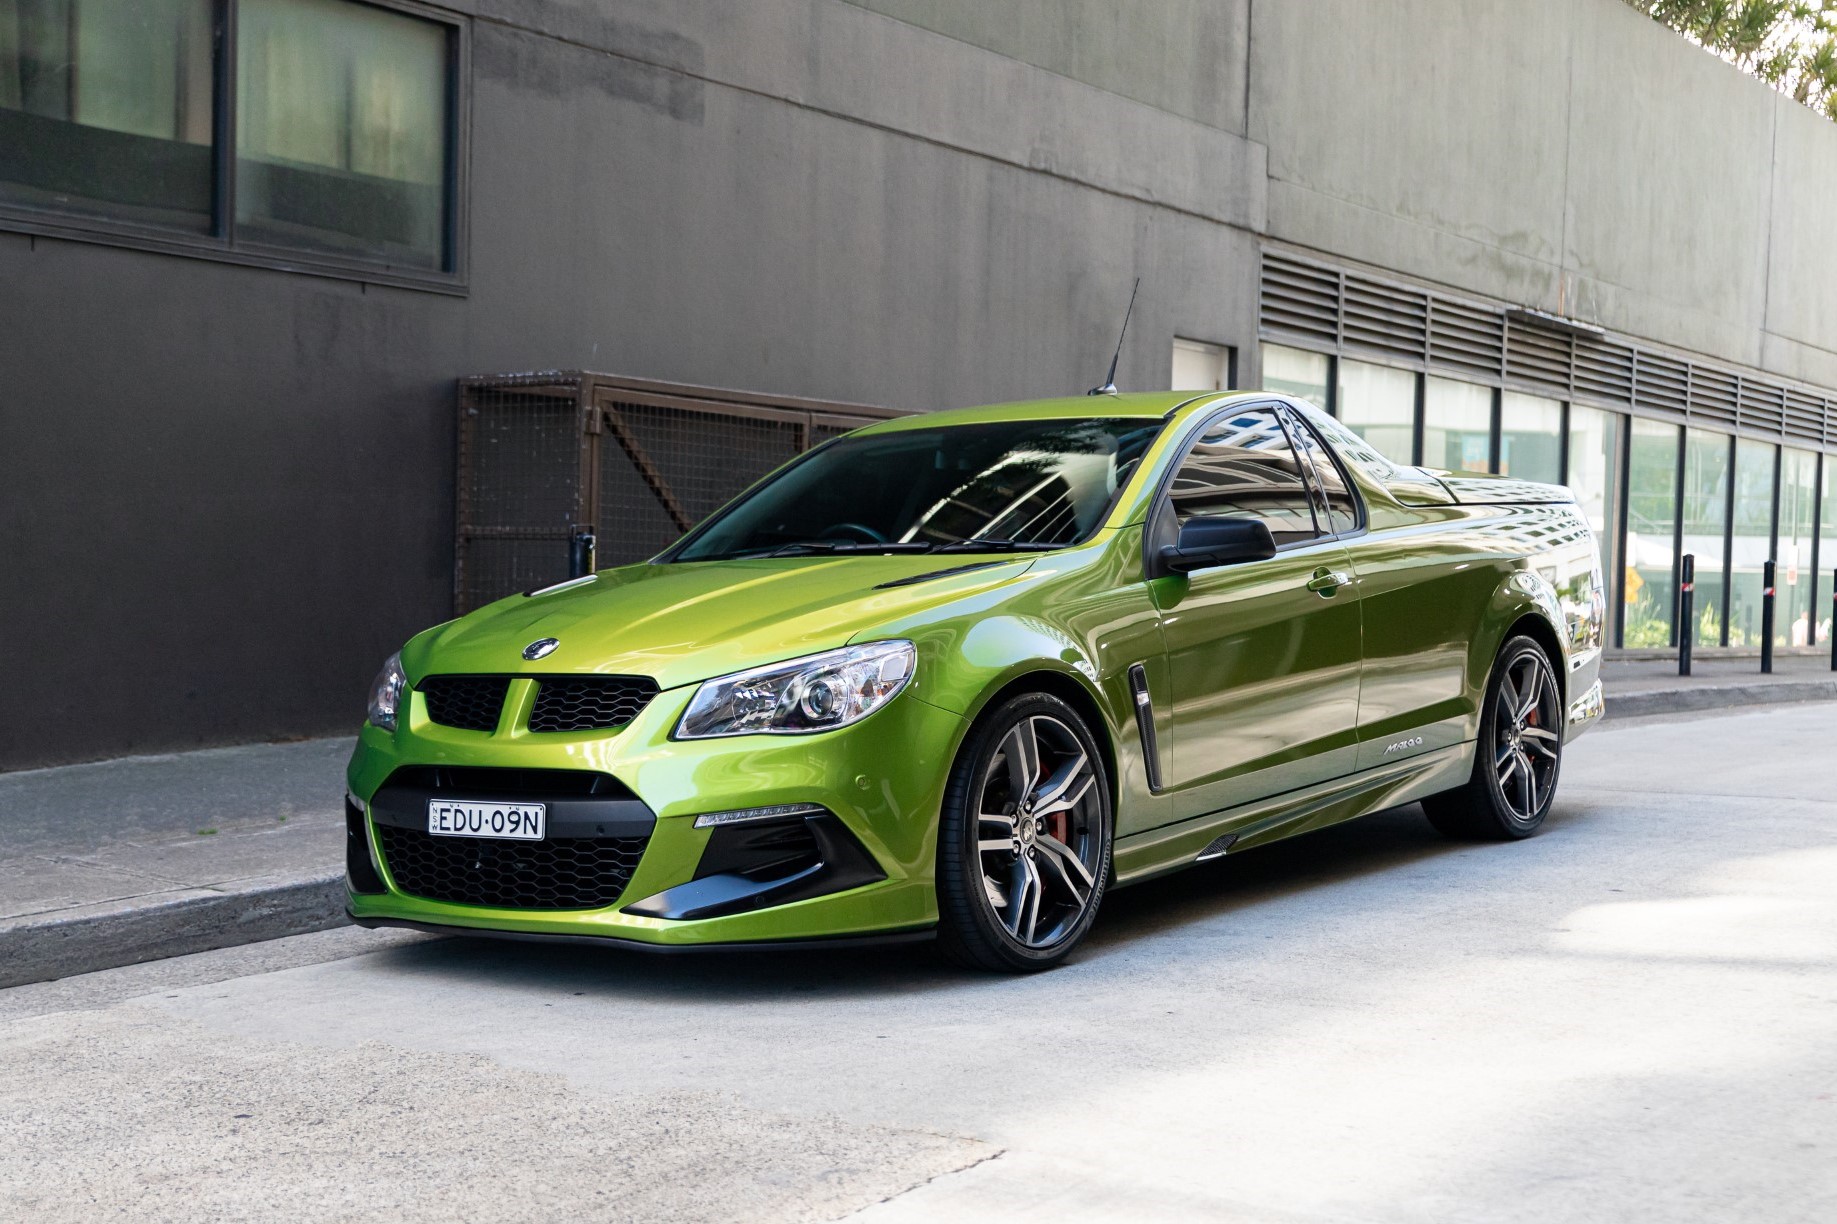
[[836, 1146, 1010, 1219]]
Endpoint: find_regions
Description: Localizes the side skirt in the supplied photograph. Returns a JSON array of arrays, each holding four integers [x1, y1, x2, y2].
[[1111, 742, 1475, 887]]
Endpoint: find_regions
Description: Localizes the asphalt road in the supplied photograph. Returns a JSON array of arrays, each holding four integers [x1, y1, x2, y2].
[[3, 703, 1833, 1222]]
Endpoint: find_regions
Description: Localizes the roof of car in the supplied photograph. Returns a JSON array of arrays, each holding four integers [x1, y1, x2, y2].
[[852, 391, 1268, 434]]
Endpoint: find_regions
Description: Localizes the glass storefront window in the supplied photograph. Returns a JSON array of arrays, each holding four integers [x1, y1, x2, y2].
[[1501, 392, 1563, 483], [0, 0, 214, 229], [1624, 420, 1679, 648], [236, 0, 450, 269], [1819, 456, 1837, 647], [1778, 449, 1818, 648], [1337, 360, 1416, 465], [1261, 344, 1329, 410], [1681, 429, 1731, 647], [1424, 377, 1493, 472], [1726, 439, 1775, 647], [1567, 405, 1622, 635]]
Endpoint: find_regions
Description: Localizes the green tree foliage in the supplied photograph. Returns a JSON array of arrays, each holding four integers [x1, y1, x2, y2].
[[1625, 1, 1837, 118]]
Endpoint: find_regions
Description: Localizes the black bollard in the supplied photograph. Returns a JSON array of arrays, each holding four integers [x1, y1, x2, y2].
[[568, 527, 597, 580], [1678, 554, 1695, 677], [1759, 559, 1775, 675]]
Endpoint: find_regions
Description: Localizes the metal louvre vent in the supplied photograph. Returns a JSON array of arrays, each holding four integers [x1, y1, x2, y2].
[[1342, 278, 1427, 359], [1634, 352, 1690, 416], [1574, 337, 1634, 404], [1259, 254, 1340, 344], [456, 374, 907, 613], [1257, 249, 1837, 451], [1738, 381, 1785, 438], [376, 826, 648, 910], [1783, 391, 1825, 444], [1691, 368, 1739, 429], [1504, 321, 1572, 393], [1427, 298, 1503, 378], [528, 676, 661, 733], [419, 676, 511, 733]]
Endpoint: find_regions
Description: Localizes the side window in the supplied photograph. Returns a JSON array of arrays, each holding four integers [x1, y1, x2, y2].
[[1285, 410, 1362, 536], [1167, 407, 1321, 546]]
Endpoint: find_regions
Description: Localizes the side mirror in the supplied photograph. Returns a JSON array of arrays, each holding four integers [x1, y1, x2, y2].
[[1157, 516, 1276, 575]]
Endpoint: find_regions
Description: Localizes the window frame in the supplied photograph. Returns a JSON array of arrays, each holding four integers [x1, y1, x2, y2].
[[1141, 400, 1343, 578], [1279, 403, 1369, 542], [0, 0, 469, 293]]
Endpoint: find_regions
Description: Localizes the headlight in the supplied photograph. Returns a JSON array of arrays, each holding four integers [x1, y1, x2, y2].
[[367, 651, 407, 731], [675, 641, 915, 739]]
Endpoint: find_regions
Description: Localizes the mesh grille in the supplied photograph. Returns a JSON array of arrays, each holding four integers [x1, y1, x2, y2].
[[377, 826, 648, 910], [529, 676, 661, 733], [419, 676, 511, 732]]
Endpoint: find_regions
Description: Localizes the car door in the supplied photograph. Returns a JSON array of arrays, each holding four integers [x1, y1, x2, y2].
[[1146, 404, 1363, 820]]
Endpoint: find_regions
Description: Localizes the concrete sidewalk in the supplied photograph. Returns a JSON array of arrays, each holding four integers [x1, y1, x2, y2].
[[2, 653, 1832, 988], [1600, 651, 1837, 718], [0, 739, 351, 988]]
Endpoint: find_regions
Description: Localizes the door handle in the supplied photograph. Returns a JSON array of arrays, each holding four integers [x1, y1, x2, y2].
[[1306, 568, 1353, 595]]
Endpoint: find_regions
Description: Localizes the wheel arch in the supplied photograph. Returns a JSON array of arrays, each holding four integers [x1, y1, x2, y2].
[[1501, 611, 1568, 706], [975, 670, 1121, 814]]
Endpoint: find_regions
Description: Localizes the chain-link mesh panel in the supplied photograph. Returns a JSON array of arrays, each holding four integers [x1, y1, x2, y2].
[[456, 378, 584, 612], [457, 374, 901, 611], [464, 389, 580, 530], [458, 538, 576, 611], [597, 402, 804, 566]]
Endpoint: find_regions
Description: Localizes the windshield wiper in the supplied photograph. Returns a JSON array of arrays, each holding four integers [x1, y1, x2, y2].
[[929, 538, 1057, 554], [757, 540, 934, 558]]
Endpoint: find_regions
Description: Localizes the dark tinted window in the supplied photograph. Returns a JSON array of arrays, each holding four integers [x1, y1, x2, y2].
[[1167, 407, 1319, 546], [0, 0, 214, 230], [1286, 409, 1362, 535], [673, 417, 1164, 562], [236, 0, 451, 269]]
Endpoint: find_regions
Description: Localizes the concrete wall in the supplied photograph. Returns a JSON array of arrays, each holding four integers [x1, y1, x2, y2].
[[0, 0, 1264, 768], [1248, 0, 1837, 391], [4, 0, 1837, 769]]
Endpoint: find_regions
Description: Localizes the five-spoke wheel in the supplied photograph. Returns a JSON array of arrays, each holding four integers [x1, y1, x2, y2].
[[938, 693, 1111, 970], [1424, 634, 1564, 840], [1492, 647, 1561, 822]]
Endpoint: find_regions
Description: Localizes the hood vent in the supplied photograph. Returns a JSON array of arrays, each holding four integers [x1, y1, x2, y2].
[[873, 561, 1014, 591]]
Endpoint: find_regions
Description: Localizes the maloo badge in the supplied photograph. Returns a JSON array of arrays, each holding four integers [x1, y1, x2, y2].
[[522, 638, 560, 661]]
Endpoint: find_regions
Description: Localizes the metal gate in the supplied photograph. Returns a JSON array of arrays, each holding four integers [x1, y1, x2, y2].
[[455, 372, 905, 612]]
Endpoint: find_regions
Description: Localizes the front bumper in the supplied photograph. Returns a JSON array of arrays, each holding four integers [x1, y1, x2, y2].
[[345, 683, 965, 947]]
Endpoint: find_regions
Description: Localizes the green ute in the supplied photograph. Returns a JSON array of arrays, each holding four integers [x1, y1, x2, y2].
[[347, 392, 1605, 971]]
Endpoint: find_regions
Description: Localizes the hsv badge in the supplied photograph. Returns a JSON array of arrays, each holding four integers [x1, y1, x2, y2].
[[522, 637, 560, 661]]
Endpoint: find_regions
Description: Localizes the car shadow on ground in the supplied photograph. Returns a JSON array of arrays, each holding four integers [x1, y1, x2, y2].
[[358, 801, 1506, 1000]]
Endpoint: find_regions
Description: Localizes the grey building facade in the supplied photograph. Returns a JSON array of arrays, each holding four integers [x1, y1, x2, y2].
[[3, 0, 1835, 770]]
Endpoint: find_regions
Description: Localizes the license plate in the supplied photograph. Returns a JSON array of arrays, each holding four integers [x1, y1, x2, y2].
[[426, 800, 546, 841]]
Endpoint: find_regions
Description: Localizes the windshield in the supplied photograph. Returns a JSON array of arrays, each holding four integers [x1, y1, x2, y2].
[[669, 417, 1165, 563]]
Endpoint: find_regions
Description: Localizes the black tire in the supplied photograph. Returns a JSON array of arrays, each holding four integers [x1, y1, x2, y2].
[[1423, 634, 1564, 841], [935, 691, 1113, 972]]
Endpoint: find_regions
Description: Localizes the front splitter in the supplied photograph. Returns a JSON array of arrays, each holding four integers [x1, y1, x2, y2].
[[349, 912, 937, 954]]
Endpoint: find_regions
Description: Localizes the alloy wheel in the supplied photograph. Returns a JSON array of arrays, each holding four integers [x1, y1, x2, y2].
[[1493, 649, 1562, 821], [975, 714, 1104, 948]]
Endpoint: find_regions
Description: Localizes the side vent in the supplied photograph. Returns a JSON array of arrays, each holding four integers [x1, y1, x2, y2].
[[1127, 663, 1163, 793], [1196, 833, 1237, 863]]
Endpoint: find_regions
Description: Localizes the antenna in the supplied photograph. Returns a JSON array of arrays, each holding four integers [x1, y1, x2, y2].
[[1088, 278, 1140, 396]]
